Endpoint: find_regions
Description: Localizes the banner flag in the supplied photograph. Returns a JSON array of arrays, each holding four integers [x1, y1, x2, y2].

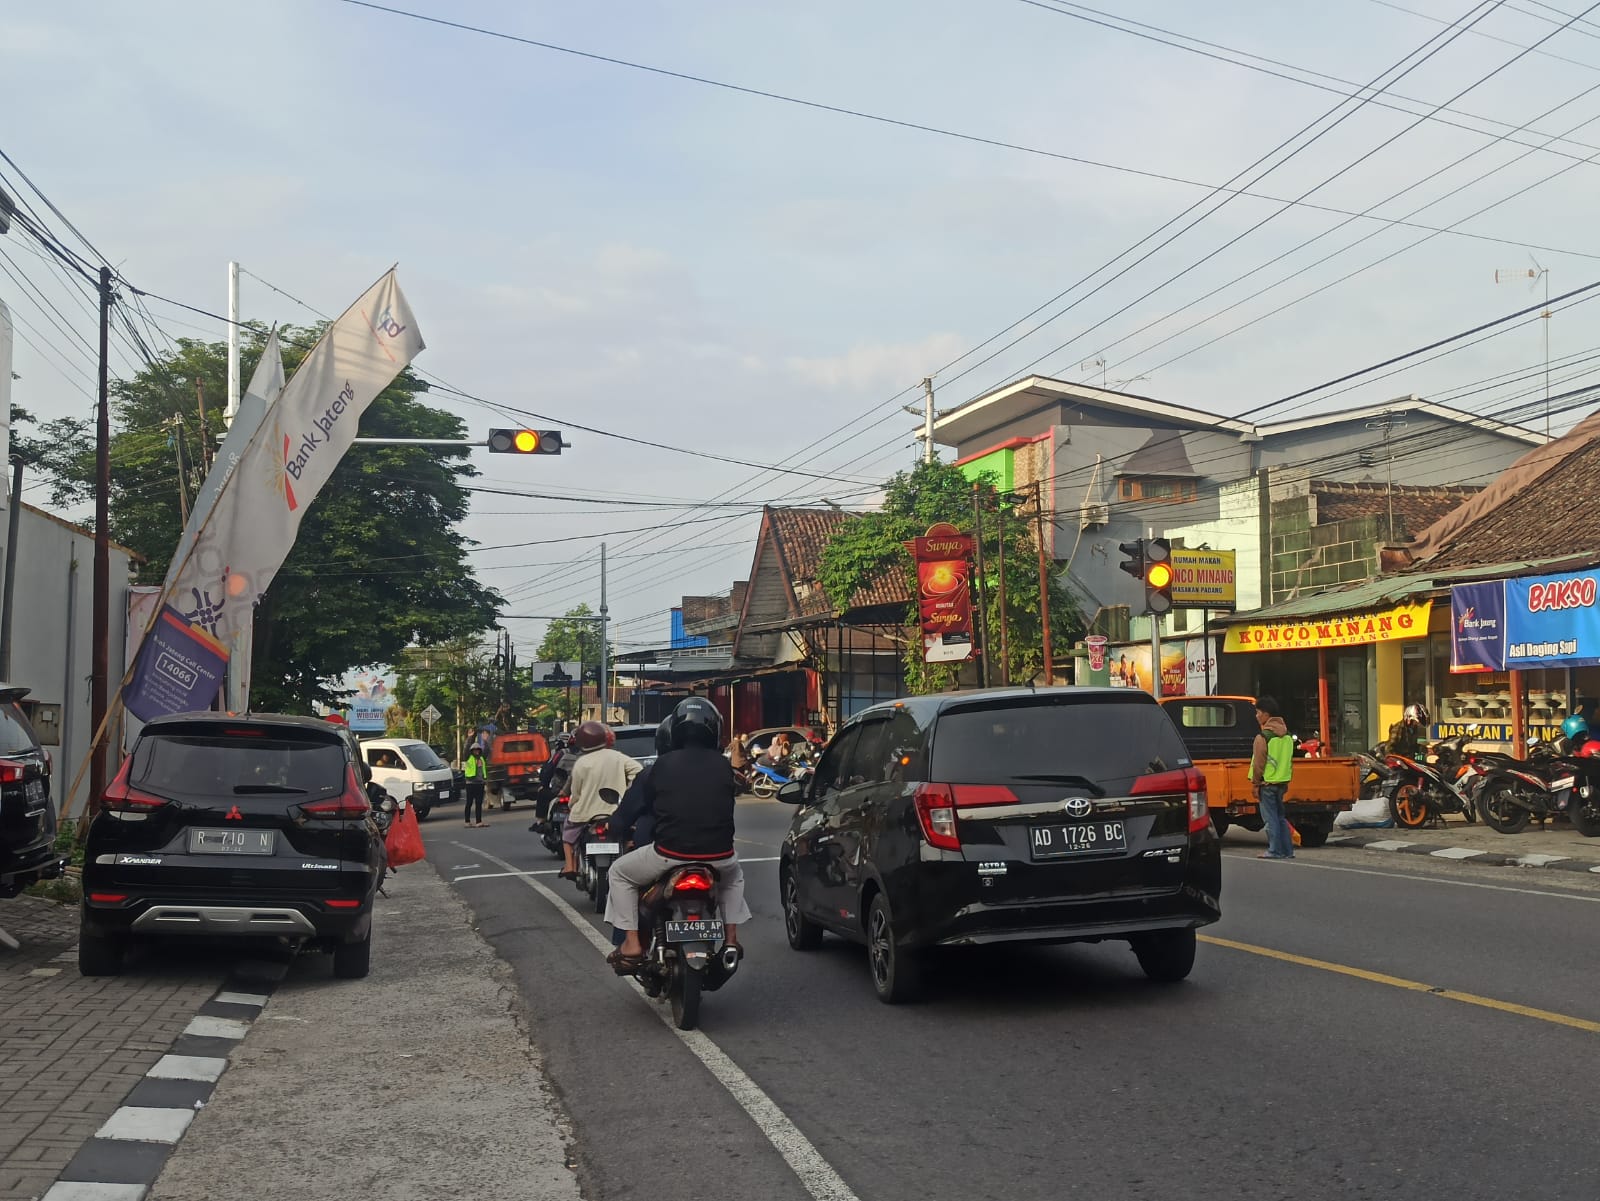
[[124, 606, 229, 721], [129, 270, 424, 719]]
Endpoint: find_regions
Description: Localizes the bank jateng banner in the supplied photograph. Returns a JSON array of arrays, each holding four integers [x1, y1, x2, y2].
[[1450, 567, 1600, 671], [125, 271, 424, 721]]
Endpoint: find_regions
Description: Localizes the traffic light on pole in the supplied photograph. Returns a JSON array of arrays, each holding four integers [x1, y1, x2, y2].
[[487, 429, 566, 455], [1117, 539, 1146, 582], [1144, 538, 1173, 615]]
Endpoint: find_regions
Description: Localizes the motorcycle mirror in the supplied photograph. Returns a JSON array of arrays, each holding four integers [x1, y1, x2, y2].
[[380, 798, 397, 813]]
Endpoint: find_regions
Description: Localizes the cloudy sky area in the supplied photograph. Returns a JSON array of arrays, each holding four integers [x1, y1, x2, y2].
[[4, 0, 1599, 658]]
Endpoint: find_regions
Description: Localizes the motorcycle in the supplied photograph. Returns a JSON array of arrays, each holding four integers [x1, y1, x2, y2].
[[749, 758, 812, 800], [535, 798, 570, 857], [575, 812, 623, 915], [1384, 734, 1479, 828], [1353, 748, 1395, 799], [632, 861, 741, 1031], [366, 785, 398, 895], [1471, 739, 1578, 835]]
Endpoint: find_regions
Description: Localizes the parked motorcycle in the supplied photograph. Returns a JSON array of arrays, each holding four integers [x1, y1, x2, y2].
[[1353, 748, 1395, 800], [1471, 739, 1577, 835], [749, 758, 812, 800], [1384, 734, 1479, 828], [633, 861, 741, 1031]]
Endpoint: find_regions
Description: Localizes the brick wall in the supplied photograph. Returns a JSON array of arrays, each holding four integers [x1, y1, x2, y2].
[[1268, 494, 1395, 602]]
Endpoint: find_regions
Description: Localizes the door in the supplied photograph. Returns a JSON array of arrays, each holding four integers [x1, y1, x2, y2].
[[790, 725, 859, 926], [1335, 652, 1369, 755], [827, 716, 895, 928]]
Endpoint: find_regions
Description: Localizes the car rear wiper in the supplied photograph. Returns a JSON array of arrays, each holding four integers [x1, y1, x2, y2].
[[1009, 773, 1106, 796], [232, 784, 308, 795]]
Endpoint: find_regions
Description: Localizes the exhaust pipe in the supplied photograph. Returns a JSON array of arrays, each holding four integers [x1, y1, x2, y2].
[[720, 946, 741, 973]]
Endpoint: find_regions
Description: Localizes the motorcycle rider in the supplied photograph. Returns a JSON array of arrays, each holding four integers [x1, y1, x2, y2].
[[1384, 703, 1428, 760], [604, 697, 751, 974], [528, 732, 577, 832], [560, 721, 642, 881]]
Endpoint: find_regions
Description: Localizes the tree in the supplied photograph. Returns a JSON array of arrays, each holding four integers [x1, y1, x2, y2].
[[820, 460, 1081, 692], [26, 328, 503, 711], [537, 603, 600, 666]]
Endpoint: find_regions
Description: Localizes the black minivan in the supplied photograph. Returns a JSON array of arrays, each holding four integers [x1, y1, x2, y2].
[[0, 685, 64, 899], [79, 713, 385, 978], [777, 688, 1222, 1002]]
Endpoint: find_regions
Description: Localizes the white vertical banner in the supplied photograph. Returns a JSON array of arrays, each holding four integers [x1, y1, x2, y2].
[[144, 270, 423, 710]]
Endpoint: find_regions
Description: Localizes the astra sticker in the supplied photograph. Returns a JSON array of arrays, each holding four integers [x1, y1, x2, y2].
[[977, 862, 1008, 876]]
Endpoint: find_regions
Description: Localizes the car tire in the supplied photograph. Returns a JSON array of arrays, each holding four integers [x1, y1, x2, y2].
[[413, 805, 431, 822], [1132, 928, 1196, 983], [333, 931, 372, 980], [782, 867, 823, 951], [78, 920, 125, 977], [866, 892, 923, 1004], [1210, 812, 1231, 837], [1292, 818, 1333, 849]]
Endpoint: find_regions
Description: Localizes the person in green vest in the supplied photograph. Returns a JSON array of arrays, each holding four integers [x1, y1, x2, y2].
[[1249, 696, 1295, 860], [463, 744, 488, 828]]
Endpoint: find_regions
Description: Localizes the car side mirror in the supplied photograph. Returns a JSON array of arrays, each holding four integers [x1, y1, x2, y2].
[[777, 779, 807, 804]]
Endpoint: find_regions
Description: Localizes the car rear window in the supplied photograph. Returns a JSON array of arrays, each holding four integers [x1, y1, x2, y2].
[[613, 730, 657, 760], [929, 695, 1190, 793], [498, 736, 548, 758], [400, 742, 447, 771], [131, 733, 347, 798], [0, 703, 39, 757], [1173, 703, 1238, 728]]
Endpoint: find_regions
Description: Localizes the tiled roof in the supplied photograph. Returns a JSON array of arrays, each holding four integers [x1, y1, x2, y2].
[[767, 508, 911, 615], [1312, 480, 1479, 531], [1407, 409, 1600, 571]]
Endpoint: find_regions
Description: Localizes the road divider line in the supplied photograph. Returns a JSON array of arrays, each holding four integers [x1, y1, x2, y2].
[[1225, 851, 1600, 903], [1200, 934, 1600, 1035], [453, 841, 861, 1201], [452, 869, 562, 882]]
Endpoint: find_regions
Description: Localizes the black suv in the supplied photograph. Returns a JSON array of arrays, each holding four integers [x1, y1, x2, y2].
[[777, 688, 1222, 1002], [79, 713, 385, 978], [0, 685, 65, 898]]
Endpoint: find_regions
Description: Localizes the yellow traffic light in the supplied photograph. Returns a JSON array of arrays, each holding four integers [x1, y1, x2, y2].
[[514, 430, 539, 453], [1146, 562, 1173, 589]]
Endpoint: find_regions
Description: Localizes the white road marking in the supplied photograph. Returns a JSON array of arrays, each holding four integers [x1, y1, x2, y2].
[[183, 1016, 249, 1040], [453, 869, 562, 882], [213, 991, 269, 1007], [146, 1055, 228, 1082], [41, 1184, 148, 1201], [1225, 850, 1600, 903], [1429, 847, 1486, 860], [454, 841, 860, 1201], [95, 1106, 194, 1143]]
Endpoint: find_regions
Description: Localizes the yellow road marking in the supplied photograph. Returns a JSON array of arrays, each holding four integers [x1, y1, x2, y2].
[[1200, 934, 1600, 1035]]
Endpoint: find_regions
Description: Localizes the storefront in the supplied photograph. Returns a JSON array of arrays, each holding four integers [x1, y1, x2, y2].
[[1444, 563, 1600, 748], [1212, 582, 1434, 755]]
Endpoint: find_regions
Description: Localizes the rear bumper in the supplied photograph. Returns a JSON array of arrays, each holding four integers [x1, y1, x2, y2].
[[83, 894, 371, 943], [1221, 800, 1351, 816], [0, 846, 68, 897]]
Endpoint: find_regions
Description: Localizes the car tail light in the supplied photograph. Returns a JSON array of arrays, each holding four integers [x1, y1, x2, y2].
[[324, 899, 361, 909], [0, 758, 26, 784], [911, 782, 1015, 851], [88, 893, 127, 904], [668, 870, 714, 894], [302, 769, 371, 819], [100, 759, 168, 812], [1133, 767, 1209, 834]]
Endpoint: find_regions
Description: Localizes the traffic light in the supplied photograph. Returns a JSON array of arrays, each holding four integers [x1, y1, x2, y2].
[[1118, 539, 1145, 581], [487, 429, 565, 455], [1144, 538, 1173, 615]]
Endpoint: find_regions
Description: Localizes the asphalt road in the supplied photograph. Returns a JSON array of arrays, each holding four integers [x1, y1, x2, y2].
[[444, 798, 1600, 1201]]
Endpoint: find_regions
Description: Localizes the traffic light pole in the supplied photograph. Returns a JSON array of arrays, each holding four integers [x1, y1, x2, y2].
[[1150, 621, 1162, 700]]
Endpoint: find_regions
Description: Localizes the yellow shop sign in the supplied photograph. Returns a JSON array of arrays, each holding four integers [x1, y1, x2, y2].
[[1224, 600, 1432, 652]]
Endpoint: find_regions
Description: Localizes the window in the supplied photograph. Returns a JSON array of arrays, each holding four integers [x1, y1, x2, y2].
[[1118, 476, 1197, 503], [133, 734, 346, 799], [842, 718, 894, 788], [810, 727, 861, 800], [1173, 702, 1237, 729], [367, 748, 402, 770], [399, 742, 447, 771], [0, 702, 40, 757], [612, 730, 658, 760]]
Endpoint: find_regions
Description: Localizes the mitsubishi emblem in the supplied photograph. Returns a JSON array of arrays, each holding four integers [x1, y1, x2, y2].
[[1063, 796, 1093, 818], [225, 805, 244, 821]]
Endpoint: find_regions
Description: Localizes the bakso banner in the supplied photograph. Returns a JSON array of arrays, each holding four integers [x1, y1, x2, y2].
[[1450, 567, 1600, 670]]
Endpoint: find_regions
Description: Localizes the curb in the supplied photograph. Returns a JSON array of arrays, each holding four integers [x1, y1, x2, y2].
[[1326, 831, 1600, 874], [40, 962, 286, 1201]]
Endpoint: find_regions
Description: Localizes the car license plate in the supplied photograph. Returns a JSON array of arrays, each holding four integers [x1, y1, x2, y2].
[[1030, 821, 1127, 859], [437, 789, 455, 801], [187, 828, 275, 856], [586, 842, 621, 856], [665, 919, 724, 943]]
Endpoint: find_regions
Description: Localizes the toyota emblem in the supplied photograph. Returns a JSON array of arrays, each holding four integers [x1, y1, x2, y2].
[[1063, 796, 1093, 818]]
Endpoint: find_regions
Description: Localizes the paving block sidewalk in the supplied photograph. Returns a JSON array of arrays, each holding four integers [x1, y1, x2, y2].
[[1325, 816, 1600, 872], [0, 897, 225, 1201], [148, 860, 584, 1201]]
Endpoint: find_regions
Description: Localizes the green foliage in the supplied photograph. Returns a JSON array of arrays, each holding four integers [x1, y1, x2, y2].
[[391, 637, 536, 752], [23, 328, 502, 712], [536, 603, 599, 665], [819, 460, 1081, 693]]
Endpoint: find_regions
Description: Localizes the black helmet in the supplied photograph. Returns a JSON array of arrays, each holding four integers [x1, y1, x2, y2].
[[669, 697, 723, 750], [654, 717, 673, 758]]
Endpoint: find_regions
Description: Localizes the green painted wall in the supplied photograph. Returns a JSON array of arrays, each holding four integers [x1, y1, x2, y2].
[[958, 448, 1014, 492]]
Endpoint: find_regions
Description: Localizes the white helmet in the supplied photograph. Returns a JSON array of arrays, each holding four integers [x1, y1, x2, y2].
[[1403, 703, 1429, 727]]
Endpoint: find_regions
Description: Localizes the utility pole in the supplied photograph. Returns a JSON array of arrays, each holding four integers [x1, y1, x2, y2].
[[0, 457, 22, 679], [1364, 410, 1409, 543], [598, 542, 609, 722], [922, 377, 935, 465], [194, 379, 211, 472], [995, 495, 1010, 686], [169, 416, 190, 524], [226, 261, 240, 422], [90, 265, 112, 804], [1030, 482, 1053, 685], [972, 484, 989, 688]]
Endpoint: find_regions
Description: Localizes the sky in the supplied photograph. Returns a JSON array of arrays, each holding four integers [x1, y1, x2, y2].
[[4, 0, 1600, 664]]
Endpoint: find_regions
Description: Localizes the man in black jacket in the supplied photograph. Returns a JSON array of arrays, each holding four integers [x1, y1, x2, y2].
[[604, 699, 750, 973]]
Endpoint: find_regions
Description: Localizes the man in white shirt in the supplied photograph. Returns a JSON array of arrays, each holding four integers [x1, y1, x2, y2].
[[561, 721, 642, 879]]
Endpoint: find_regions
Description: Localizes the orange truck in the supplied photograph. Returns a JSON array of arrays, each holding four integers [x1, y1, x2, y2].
[[1159, 696, 1357, 848], [487, 731, 551, 805]]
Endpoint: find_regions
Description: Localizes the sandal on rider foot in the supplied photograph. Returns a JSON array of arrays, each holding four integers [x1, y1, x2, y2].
[[558, 869, 577, 880], [606, 949, 645, 975]]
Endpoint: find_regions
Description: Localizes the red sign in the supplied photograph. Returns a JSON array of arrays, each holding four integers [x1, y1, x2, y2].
[[910, 524, 975, 663]]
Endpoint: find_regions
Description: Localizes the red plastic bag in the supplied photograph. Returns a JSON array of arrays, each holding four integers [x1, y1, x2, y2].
[[385, 802, 426, 868]]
